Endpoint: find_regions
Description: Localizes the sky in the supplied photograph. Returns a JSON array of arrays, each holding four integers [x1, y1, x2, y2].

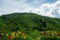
[[0, 0, 60, 18]]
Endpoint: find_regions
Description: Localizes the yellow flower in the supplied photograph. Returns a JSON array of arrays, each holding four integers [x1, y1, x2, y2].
[[1, 33, 4, 35], [11, 32, 15, 38], [6, 34, 9, 37], [23, 36, 27, 39], [51, 31, 57, 36], [17, 31, 21, 34], [16, 32, 19, 38], [13, 32, 15, 34], [21, 32, 25, 36], [51, 32, 55, 36], [23, 33, 25, 36]]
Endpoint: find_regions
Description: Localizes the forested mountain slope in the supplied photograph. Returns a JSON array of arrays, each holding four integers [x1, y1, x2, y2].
[[0, 13, 60, 31]]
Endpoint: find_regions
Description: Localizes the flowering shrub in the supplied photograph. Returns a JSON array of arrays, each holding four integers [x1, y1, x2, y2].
[[0, 31, 60, 40]]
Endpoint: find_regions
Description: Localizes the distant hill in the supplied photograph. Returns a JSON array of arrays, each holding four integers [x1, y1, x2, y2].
[[0, 13, 60, 32]]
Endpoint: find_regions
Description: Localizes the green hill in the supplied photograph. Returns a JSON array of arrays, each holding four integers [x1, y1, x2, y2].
[[0, 13, 60, 40], [0, 13, 60, 32]]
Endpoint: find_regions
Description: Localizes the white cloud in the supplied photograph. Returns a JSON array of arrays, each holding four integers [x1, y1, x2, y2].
[[0, 0, 30, 15], [31, 0, 60, 18], [0, 0, 60, 18]]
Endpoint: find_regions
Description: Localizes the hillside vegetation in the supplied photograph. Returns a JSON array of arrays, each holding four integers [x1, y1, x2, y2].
[[0, 13, 60, 40], [0, 13, 60, 31]]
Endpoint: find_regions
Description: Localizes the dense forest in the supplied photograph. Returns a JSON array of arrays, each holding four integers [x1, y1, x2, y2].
[[0, 13, 60, 40]]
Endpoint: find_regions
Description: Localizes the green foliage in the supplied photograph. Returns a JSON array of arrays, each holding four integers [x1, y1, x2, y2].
[[0, 13, 60, 31], [0, 13, 60, 40]]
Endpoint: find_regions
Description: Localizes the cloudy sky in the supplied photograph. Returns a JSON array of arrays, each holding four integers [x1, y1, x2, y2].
[[0, 0, 60, 18]]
